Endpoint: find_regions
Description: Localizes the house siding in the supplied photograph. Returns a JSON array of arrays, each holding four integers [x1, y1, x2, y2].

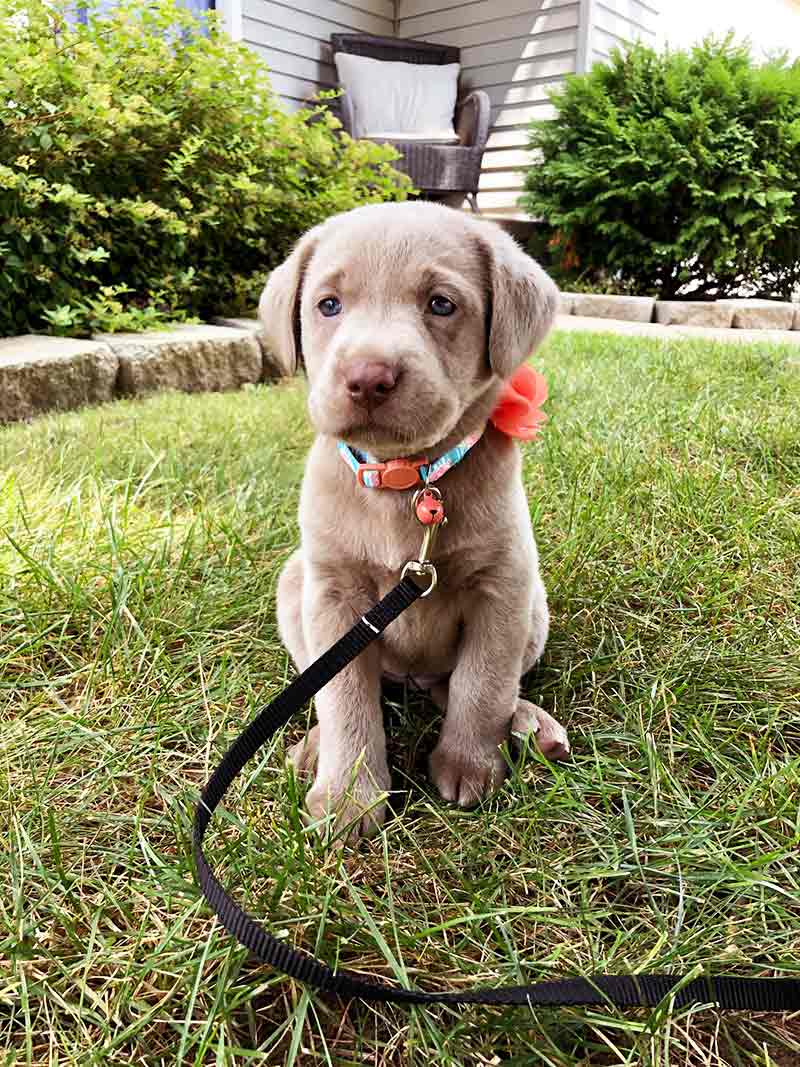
[[241, 0, 394, 109], [591, 0, 657, 58]]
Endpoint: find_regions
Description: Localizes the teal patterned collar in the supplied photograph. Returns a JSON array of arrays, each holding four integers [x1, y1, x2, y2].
[[337, 431, 482, 490]]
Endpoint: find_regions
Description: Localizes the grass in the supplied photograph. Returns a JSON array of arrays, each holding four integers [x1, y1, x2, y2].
[[1, 329, 799, 1066]]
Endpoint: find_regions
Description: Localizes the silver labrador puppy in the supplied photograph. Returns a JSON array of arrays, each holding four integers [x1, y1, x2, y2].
[[260, 201, 569, 839]]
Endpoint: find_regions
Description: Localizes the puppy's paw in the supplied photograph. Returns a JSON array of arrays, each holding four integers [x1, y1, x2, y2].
[[429, 742, 507, 808], [287, 724, 320, 778], [305, 761, 390, 843], [511, 699, 570, 761]]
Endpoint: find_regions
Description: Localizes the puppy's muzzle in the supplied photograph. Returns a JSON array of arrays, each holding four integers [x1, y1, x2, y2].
[[344, 360, 399, 411]]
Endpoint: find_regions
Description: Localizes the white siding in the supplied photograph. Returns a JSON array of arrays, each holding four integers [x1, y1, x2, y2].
[[397, 0, 579, 217], [591, 0, 657, 55], [242, 0, 395, 109]]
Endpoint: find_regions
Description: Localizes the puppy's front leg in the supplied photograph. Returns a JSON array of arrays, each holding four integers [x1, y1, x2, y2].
[[429, 589, 528, 808], [303, 568, 389, 840]]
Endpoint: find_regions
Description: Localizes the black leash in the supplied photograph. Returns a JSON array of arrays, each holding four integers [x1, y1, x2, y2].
[[193, 574, 799, 1013]]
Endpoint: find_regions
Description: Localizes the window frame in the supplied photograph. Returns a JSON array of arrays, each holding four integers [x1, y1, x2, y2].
[[73, 0, 242, 35]]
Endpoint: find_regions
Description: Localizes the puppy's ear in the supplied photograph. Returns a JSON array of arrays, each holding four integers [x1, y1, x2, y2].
[[476, 223, 559, 379], [258, 228, 319, 377]]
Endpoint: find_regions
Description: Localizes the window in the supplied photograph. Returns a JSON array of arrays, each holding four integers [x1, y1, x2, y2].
[[74, 1, 213, 27]]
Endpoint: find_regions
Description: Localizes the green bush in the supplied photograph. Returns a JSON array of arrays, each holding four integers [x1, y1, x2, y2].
[[0, 0, 410, 336], [521, 38, 800, 299]]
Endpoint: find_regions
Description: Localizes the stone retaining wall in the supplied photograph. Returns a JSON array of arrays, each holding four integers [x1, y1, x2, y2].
[[561, 293, 800, 330], [0, 319, 283, 425]]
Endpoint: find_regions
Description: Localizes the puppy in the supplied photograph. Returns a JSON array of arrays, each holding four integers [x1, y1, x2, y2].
[[260, 202, 569, 839]]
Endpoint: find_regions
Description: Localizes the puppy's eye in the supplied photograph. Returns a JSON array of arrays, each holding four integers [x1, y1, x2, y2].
[[429, 294, 456, 317], [318, 296, 342, 317]]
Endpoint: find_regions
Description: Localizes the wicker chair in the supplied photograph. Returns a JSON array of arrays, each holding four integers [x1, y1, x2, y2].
[[330, 33, 490, 213]]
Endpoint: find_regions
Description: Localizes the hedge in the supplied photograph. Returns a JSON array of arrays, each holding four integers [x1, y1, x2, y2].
[[521, 38, 800, 299], [0, 0, 410, 336]]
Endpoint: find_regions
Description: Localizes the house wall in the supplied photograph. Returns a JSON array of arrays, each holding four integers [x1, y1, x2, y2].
[[589, 0, 658, 68], [240, 0, 394, 109]]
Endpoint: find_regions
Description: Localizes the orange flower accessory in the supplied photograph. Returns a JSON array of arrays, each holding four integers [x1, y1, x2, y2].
[[489, 364, 548, 440]]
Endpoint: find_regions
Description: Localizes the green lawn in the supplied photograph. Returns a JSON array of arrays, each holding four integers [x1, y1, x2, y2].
[[2, 330, 799, 1067]]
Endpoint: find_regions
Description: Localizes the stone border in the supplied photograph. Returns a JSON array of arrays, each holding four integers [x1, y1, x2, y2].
[[555, 313, 800, 347], [562, 292, 800, 331], [0, 319, 281, 426]]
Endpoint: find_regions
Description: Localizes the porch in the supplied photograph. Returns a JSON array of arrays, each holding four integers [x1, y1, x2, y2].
[[217, 0, 659, 218]]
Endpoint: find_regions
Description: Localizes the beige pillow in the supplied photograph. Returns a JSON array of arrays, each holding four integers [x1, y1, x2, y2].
[[335, 52, 459, 141]]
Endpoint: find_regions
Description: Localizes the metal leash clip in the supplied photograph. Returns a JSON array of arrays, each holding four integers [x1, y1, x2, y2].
[[400, 486, 447, 597]]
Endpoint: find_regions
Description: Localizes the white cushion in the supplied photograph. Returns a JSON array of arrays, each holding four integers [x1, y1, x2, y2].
[[335, 52, 459, 141], [365, 130, 460, 144]]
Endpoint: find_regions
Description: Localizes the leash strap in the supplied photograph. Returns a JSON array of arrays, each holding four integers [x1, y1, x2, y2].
[[193, 577, 799, 1013]]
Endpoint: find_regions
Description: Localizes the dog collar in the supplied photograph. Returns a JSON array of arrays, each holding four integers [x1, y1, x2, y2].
[[337, 365, 549, 490], [337, 431, 482, 490]]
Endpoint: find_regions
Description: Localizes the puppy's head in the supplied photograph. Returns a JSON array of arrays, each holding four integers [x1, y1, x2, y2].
[[260, 202, 558, 458]]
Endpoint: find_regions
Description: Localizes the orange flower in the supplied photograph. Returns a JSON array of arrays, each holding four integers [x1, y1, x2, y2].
[[489, 364, 548, 440]]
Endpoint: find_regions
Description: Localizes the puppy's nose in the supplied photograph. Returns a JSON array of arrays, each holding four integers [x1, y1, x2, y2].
[[344, 360, 398, 409]]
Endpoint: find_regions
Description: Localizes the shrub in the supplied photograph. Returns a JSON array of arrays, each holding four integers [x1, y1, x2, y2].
[[521, 38, 800, 299], [0, 0, 410, 336]]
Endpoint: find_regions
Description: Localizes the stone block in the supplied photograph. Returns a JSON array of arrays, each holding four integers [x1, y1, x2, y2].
[[717, 299, 796, 330], [94, 324, 262, 397], [212, 316, 262, 334], [558, 293, 574, 315], [569, 293, 655, 322], [654, 301, 735, 328], [211, 316, 285, 379], [0, 335, 117, 424], [794, 306, 800, 331]]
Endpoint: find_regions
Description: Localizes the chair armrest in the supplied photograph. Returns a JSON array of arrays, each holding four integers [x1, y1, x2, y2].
[[455, 90, 490, 149], [337, 89, 356, 136]]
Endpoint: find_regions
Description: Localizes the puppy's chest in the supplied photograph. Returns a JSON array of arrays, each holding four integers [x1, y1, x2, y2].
[[309, 480, 516, 675], [356, 520, 496, 677], [378, 571, 468, 677]]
